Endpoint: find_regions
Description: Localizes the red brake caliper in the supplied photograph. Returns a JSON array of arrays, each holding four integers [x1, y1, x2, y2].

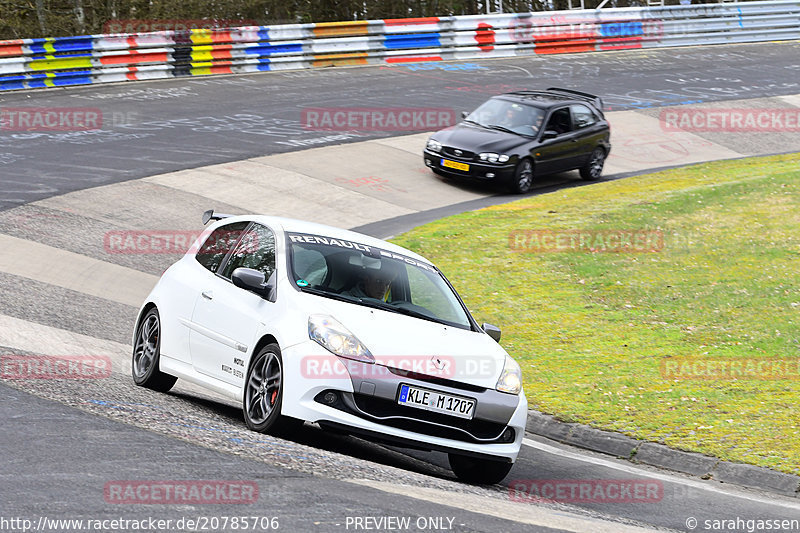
[[270, 390, 278, 405]]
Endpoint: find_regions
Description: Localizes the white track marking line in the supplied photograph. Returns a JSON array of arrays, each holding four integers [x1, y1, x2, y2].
[[0, 233, 158, 308], [778, 94, 800, 107], [0, 313, 131, 375], [0, 313, 229, 402], [522, 438, 800, 509], [347, 478, 659, 532], [143, 161, 415, 228], [498, 64, 537, 77]]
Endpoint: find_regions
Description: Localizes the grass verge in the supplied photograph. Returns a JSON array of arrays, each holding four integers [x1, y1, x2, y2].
[[391, 153, 800, 475]]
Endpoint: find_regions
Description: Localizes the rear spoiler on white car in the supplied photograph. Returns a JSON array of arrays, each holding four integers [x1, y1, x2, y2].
[[202, 209, 235, 225]]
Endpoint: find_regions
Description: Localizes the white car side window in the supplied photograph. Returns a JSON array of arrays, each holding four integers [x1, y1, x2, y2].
[[220, 224, 276, 280], [195, 221, 249, 273]]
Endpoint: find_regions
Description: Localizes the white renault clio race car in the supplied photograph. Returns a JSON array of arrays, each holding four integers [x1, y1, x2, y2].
[[132, 210, 527, 484]]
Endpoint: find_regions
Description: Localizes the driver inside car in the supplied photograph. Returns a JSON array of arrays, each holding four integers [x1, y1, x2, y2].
[[530, 113, 545, 134], [500, 104, 543, 136], [346, 262, 398, 301], [499, 104, 526, 128]]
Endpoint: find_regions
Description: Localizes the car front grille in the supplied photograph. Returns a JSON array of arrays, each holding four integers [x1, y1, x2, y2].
[[385, 366, 486, 393], [314, 389, 514, 444], [442, 146, 475, 160]]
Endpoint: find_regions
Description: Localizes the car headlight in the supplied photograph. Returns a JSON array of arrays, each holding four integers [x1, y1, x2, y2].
[[426, 139, 442, 153], [308, 314, 374, 363], [496, 355, 522, 394], [479, 153, 510, 164]]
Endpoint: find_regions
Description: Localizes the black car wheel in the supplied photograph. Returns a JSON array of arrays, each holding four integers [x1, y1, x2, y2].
[[580, 148, 606, 181], [449, 453, 514, 485], [509, 158, 534, 194], [244, 343, 303, 436], [132, 308, 177, 392]]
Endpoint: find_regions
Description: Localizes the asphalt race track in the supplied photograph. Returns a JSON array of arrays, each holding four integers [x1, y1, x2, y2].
[[1, 41, 800, 211], [1, 41, 800, 532]]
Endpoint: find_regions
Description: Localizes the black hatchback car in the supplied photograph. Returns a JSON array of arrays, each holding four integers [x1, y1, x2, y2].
[[423, 88, 611, 193]]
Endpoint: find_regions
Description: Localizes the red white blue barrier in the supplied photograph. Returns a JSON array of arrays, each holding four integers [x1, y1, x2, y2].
[[1, 1, 798, 91]]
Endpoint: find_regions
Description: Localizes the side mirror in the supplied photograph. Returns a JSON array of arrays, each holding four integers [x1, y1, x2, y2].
[[482, 323, 501, 343], [232, 268, 275, 301], [461, 111, 469, 119], [541, 130, 558, 140]]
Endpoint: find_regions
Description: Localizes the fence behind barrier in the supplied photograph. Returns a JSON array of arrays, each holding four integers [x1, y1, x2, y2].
[[0, 1, 798, 91]]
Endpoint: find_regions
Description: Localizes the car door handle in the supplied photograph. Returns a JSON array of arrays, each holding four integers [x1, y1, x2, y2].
[[201, 291, 213, 300]]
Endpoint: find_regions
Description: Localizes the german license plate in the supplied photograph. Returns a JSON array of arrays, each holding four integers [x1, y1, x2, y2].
[[441, 159, 470, 172], [397, 384, 476, 419]]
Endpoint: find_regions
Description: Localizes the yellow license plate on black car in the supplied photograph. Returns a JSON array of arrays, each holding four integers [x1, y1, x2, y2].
[[441, 159, 469, 172]]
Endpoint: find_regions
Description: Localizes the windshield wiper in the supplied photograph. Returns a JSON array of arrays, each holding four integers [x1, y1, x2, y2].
[[462, 118, 483, 126], [386, 303, 434, 322], [355, 298, 443, 325], [299, 285, 358, 305], [486, 124, 518, 135], [301, 286, 453, 327], [488, 124, 537, 138]]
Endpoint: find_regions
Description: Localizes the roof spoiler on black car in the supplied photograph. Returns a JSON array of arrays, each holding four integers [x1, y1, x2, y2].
[[202, 209, 235, 225], [545, 87, 604, 112]]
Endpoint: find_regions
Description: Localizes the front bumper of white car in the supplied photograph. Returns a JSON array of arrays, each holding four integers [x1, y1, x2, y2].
[[279, 341, 527, 462]]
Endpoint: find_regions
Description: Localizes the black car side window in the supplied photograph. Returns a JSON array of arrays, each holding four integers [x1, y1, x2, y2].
[[195, 221, 250, 273], [571, 104, 597, 129], [545, 108, 572, 135], [220, 223, 277, 281]]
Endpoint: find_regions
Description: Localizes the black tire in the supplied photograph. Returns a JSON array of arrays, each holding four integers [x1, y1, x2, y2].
[[580, 147, 606, 181], [243, 343, 303, 436], [509, 158, 534, 194], [448, 453, 514, 485], [132, 308, 177, 392]]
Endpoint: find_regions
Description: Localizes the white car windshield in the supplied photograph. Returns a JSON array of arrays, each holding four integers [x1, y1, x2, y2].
[[287, 232, 473, 329]]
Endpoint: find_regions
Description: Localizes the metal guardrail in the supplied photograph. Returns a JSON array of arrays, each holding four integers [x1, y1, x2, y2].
[[0, 1, 798, 92]]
